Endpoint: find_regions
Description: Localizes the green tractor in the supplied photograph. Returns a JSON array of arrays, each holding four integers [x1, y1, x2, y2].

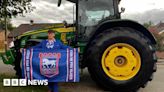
[[1, 0, 157, 91]]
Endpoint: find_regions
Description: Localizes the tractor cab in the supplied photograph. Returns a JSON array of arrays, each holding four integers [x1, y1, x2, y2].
[[77, 0, 120, 41], [60, 0, 121, 41]]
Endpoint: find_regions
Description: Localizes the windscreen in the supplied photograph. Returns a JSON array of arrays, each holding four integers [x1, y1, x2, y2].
[[78, 0, 114, 26]]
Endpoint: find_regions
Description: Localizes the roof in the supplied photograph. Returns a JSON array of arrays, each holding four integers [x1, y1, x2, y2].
[[148, 26, 159, 35], [156, 22, 164, 28], [155, 22, 164, 32], [8, 23, 62, 37], [148, 22, 164, 35]]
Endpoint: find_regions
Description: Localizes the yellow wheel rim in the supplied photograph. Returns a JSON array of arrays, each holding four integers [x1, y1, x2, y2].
[[101, 43, 141, 81]]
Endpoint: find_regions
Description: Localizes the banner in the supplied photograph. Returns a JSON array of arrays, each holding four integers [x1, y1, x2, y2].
[[22, 48, 79, 82]]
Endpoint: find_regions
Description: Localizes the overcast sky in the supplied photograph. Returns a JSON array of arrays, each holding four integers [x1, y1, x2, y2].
[[11, 0, 164, 27]]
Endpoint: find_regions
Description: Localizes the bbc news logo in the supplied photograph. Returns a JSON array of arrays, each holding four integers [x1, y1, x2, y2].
[[3, 79, 48, 86]]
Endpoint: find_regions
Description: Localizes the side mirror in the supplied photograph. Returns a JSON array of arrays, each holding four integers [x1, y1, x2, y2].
[[63, 20, 68, 28], [58, 0, 62, 7], [120, 7, 125, 13]]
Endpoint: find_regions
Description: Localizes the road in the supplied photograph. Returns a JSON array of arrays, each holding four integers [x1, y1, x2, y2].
[[59, 63, 164, 92], [0, 58, 164, 92], [0, 58, 15, 75], [139, 64, 164, 92]]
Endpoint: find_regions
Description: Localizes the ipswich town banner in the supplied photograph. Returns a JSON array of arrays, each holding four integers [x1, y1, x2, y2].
[[22, 48, 79, 82]]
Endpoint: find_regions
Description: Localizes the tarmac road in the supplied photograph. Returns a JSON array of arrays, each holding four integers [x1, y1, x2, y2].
[[0, 58, 15, 75], [139, 64, 164, 92], [0, 58, 164, 92], [60, 63, 164, 92]]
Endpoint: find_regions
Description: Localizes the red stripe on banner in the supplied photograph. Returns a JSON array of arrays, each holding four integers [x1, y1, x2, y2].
[[74, 48, 76, 82], [30, 49, 33, 80], [29, 49, 32, 80], [24, 49, 27, 79], [40, 55, 43, 76], [66, 48, 69, 82]]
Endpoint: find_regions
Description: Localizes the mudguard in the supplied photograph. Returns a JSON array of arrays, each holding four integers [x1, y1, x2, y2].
[[92, 19, 156, 44]]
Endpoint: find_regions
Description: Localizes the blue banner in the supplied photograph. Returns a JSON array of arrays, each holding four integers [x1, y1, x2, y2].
[[22, 48, 79, 82]]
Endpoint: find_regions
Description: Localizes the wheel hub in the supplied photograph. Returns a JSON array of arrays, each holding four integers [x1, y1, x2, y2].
[[114, 56, 127, 67], [101, 43, 141, 81]]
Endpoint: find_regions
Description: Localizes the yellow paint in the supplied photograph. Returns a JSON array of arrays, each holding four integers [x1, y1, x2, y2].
[[101, 43, 141, 81], [18, 27, 74, 39], [61, 33, 67, 43]]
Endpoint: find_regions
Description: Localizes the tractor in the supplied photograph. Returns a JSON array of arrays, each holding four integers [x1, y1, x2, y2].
[[0, 0, 157, 91]]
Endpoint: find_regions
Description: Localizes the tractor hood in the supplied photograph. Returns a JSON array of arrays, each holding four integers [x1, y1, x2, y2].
[[18, 26, 74, 39]]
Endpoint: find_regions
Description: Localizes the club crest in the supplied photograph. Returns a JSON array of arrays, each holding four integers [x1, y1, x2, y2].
[[46, 41, 54, 49], [39, 52, 61, 78]]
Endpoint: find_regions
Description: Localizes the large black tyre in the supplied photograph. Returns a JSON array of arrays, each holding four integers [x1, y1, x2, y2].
[[86, 27, 157, 92]]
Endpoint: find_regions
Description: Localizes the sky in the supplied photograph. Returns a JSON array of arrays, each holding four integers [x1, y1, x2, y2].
[[120, 0, 164, 13], [11, 0, 164, 27]]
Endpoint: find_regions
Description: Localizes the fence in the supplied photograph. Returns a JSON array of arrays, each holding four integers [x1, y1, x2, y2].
[[0, 40, 5, 53]]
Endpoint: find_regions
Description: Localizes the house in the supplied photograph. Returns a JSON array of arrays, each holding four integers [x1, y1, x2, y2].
[[8, 22, 62, 38], [148, 22, 164, 35], [0, 30, 5, 40], [8, 20, 64, 43], [155, 22, 164, 33], [148, 22, 164, 59], [0, 30, 5, 52], [156, 51, 164, 59], [148, 26, 159, 37]]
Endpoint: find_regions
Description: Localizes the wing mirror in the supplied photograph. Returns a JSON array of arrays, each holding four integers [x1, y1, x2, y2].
[[58, 0, 62, 7], [63, 20, 68, 28], [120, 7, 125, 13]]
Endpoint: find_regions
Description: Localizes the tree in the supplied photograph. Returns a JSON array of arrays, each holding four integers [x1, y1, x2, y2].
[[143, 21, 154, 28], [156, 34, 164, 51], [0, 0, 34, 51], [0, 19, 15, 31], [0, 0, 35, 18]]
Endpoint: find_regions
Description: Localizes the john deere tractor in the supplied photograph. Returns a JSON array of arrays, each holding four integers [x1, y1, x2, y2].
[[1, 0, 157, 91]]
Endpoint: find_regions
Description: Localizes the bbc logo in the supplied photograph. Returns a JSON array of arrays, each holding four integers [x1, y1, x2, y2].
[[3, 79, 27, 86], [3, 79, 48, 86]]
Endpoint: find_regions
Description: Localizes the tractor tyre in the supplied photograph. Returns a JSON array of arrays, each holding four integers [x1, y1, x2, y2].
[[86, 27, 157, 92]]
